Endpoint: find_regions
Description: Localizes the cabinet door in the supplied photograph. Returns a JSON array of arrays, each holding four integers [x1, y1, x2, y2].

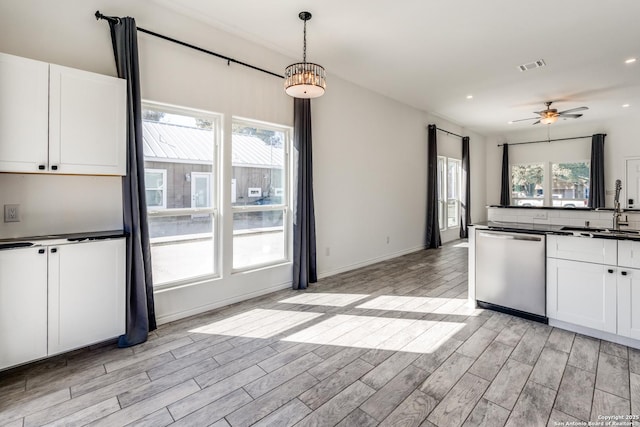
[[49, 65, 126, 175], [0, 247, 48, 370], [48, 239, 125, 355], [0, 52, 49, 173], [547, 258, 617, 333], [618, 268, 640, 339]]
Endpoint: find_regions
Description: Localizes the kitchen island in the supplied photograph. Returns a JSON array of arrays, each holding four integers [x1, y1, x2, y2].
[[470, 220, 640, 350]]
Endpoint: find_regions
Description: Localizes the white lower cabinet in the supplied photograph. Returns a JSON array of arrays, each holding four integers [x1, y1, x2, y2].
[[617, 267, 640, 340], [547, 258, 617, 334], [0, 247, 48, 370], [0, 238, 125, 370], [48, 239, 125, 355]]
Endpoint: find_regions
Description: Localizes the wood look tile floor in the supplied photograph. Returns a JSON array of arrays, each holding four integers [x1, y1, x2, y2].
[[2, 241, 639, 426]]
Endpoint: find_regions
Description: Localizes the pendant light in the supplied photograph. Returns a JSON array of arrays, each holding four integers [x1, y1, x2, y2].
[[284, 11, 326, 98]]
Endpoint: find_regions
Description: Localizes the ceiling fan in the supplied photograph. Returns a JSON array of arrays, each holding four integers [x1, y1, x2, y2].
[[511, 101, 588, 125]]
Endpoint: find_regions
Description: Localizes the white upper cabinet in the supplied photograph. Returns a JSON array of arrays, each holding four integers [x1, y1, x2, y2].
[[49, 65, 126, 175], [0, 52, 126, 176], [0, 53, 49, 172]]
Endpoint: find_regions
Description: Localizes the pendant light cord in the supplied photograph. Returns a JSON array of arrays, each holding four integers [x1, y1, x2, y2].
[[303, 19, 307, 63]]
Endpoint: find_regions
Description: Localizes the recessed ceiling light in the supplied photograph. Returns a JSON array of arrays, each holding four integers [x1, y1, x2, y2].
[[625, 58, 637, 64], [507, 121, 513, 124], [623, 104, 630, 108], [466, 95, 473, 99]]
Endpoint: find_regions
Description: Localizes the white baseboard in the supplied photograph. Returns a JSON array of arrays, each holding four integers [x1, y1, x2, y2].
[[548, 318, 640, 350], [317, 245, 425, 280], [155, 281, 292, 325]]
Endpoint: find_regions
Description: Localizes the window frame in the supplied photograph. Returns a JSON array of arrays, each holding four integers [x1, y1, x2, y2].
[[550, 161, 590, 208], [437, 156, 461, 231], [231, 117, 292, 273], [511, 162, 545, 207], [142, 101, 222, 290], [511, 161, 590, 208]]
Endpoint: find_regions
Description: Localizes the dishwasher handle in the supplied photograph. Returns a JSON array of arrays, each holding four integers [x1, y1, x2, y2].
[[478, 231, 543, 242]]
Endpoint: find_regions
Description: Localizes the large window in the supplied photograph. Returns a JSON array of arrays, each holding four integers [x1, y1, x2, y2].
[[232, 119, 290, 270], [142, 104, 220, 287], [511, 161, 589, 207], [437, 156, 461, 230]]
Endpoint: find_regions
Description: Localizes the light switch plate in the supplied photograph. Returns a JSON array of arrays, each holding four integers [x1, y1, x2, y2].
[[4, 204, 20, 222]]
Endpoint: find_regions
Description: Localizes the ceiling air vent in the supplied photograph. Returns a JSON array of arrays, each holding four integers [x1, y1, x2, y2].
[[518, 59, 546, 72]]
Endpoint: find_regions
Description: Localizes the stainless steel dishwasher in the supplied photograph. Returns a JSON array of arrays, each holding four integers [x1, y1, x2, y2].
[[475, 229, 547, 322]]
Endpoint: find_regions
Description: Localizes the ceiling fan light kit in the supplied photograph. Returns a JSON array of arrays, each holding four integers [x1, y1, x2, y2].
[[511, 101, 588, 125], [284, 11, 326, 98]]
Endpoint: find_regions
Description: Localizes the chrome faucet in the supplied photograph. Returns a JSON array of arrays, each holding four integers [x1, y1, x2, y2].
[[614, 179, 629, 230]]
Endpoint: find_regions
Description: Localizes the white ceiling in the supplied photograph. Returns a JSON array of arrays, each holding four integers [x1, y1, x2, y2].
[[149, 0, 640, 136]]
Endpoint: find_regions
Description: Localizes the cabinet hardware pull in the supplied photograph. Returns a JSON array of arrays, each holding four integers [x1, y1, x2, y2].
[[51, 165, 58, 171], [38, 165, 46, 170], [51, 248, 57, 253], [38, 248, 45, 254], [608, 269, 614, 273], [622, 271, 628, 276]]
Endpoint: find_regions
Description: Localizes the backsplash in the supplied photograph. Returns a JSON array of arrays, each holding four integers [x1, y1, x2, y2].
[[486, 207, 640, 230]]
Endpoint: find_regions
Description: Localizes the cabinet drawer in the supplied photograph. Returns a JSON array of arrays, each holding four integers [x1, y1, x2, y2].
[[618, 240, 640, 269], [547, 234, 617, 264]]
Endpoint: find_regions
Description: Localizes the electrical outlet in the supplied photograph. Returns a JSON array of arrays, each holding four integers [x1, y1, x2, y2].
[[325, 247, 330, 256], [386, 236, 390, 244], [4, 204, 20, 222]]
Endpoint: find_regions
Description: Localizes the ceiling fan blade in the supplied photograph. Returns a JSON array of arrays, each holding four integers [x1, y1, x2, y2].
[[532, 120, 540, 125], [559, 114, 583, 119], [510, 117, 539, 123], [558, 106, 588, 114]]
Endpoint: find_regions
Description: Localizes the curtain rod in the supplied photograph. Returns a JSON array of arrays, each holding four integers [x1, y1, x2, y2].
[[95, 11, 284, 79], [434, 126, 463, 138], [496, 135, 599, 147]]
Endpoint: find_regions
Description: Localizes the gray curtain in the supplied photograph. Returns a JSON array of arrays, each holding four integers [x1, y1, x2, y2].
[[500, 143, 510, 206], [292, 98, 317, 289], [426, 124, 441, 248], [460, 136, 471, 238], [108, 17, 156, 347], [588, 133, 606, 208]]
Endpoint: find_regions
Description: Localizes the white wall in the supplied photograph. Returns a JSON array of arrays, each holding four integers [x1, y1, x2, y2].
[[0, 0, 488, 324], [485, 114, 640, 208]]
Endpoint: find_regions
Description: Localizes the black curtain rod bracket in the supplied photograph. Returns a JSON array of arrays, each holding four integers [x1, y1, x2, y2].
[[497, 135, 602, 147], [95, 11, 283, 79]]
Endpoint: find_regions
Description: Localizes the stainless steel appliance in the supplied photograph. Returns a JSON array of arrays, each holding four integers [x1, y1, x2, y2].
[[475, 229, 546, 321]]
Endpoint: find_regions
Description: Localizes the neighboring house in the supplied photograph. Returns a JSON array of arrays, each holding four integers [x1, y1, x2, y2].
[[142, 120, 284, 237]]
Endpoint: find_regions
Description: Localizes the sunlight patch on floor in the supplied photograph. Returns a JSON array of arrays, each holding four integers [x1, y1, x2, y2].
[[189, 309, 323, 338], [282, 314, 465, 353], [278, 292, 369, 307], [356, 295, 473, 315], [453, 242, 469, 248]]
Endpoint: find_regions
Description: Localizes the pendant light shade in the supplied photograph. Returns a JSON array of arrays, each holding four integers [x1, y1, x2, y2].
[[284, 11, 326, 98]]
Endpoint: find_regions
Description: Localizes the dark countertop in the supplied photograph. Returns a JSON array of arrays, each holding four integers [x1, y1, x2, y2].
[[0, 230, 126, 250], [471, 221, 640, 241], [488, 205, 640, 212]]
